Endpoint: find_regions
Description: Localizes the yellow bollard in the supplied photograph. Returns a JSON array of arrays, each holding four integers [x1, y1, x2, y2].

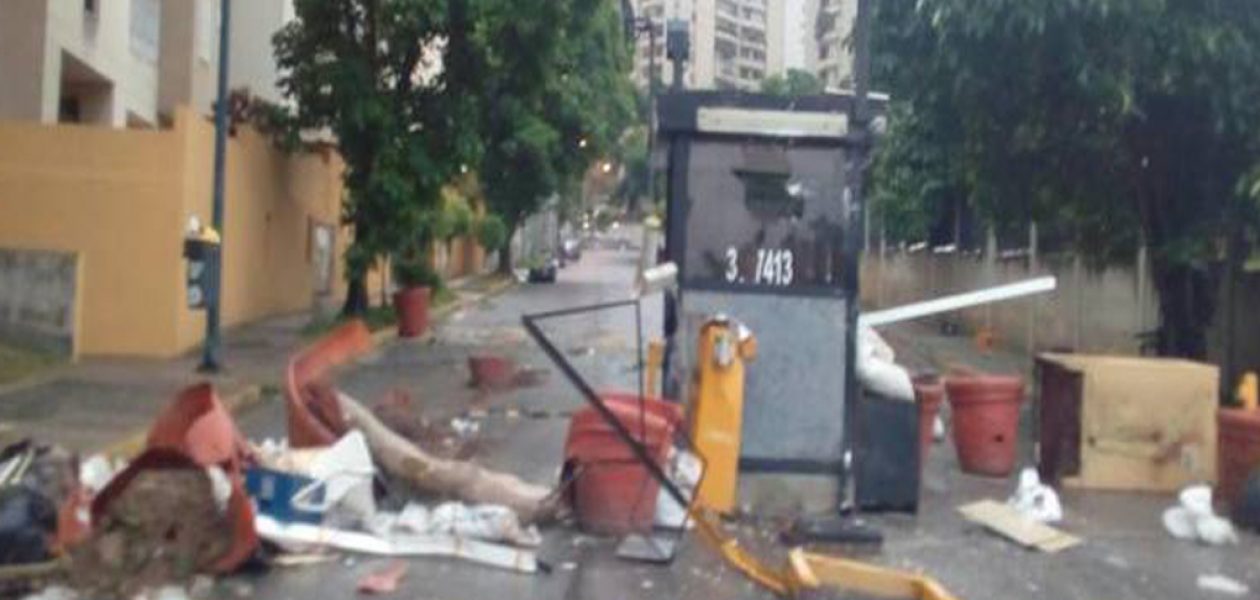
[[645, 338, 666, 398], [690, 317, 756, 514], [1238, 372, 1258, 411]]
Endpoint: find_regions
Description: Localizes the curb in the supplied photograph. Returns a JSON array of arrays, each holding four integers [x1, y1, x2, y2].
[[98, 276, 517, 458]]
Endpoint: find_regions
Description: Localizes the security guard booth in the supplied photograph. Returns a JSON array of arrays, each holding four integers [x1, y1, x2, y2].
[[658, 91, 884, 514]]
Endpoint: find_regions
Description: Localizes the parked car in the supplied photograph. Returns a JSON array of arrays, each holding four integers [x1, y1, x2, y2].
[[562, 238, 583, 262], [527, 255, 559, 283]]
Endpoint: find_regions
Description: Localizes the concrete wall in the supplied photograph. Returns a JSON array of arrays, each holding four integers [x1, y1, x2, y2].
[[46, 0, 162, 126], [175, 110, 349, 353], [0, 108, 349, 357], [0, 247, 80, 356], [0, 119, 186, 355], [229, 0, 292, 106], [861, 251, 1159, 356], [159, 0, 218, 120], [0, 0, 52, 122]]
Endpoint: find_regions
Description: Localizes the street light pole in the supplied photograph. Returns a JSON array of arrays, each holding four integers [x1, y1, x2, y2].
[[643, 22, 657, 219], [199, 0, 231, 373]]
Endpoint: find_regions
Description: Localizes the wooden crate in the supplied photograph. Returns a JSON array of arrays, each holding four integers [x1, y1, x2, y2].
[[1036, 353, 1218, 492]]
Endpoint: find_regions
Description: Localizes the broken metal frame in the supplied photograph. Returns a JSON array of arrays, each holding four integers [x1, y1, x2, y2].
[[523, 300, 791, 591], [523, 302, 964, 599], [524, 300, 962, 598]]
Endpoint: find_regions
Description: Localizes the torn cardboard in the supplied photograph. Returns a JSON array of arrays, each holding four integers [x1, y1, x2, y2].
[[958, 500, 1080, 553]]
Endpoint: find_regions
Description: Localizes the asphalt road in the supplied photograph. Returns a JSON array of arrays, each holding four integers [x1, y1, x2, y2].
[[226, 240, 1259, 600]]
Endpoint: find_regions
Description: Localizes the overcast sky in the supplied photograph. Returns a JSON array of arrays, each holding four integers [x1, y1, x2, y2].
[[784, 0, 806, 68]]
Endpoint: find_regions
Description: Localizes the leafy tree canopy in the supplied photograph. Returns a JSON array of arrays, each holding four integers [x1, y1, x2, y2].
[[871, 0, 1260, 357], [449, 0, 635, 272], [274, 0, 480, 314], [761, 68, 826, 96]]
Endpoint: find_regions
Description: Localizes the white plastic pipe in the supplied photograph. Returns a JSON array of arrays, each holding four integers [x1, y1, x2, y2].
[[860, 276, 1056, 328]]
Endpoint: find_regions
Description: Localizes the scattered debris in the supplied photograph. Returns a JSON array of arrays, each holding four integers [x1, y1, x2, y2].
[[468, 355, 518, 390], [449, 418, 481, 438], [958, 499, 1080, 553], [856, 325, 914, 402], [787, 549, 961, 600], [1197, 574, 1250, 596], [371, 392, 478, 460], [335, 389, 558, 524], [1162, 485, 1238, 545], [78, 456, 124, 496], [255, 514, 538, 573], [368, 502, 541, 547], [269, 553, 338, 568], [71, 466, 232, 598], [357, 560, 408, 595], [1006, 467, 1063, 523], [20, 584, 79, 600], [0, 488, 57, 565]]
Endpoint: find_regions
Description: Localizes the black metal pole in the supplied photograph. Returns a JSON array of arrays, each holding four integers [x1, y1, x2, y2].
[[840, 0, 873, 504], [643, 25, 657, 217], [199, 0, 231, 373]]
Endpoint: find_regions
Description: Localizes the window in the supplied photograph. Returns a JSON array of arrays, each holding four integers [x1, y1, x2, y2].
[[196, 0, 215, 63], [129, 0, 160, 63]]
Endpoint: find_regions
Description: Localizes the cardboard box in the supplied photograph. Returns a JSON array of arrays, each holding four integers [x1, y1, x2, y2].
[[1036, 354, 1218, 492]]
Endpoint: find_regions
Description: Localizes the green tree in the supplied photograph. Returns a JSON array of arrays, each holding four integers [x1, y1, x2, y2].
[[273, 0, 477, 315], [451, 0, 634, 273], [761, 68, 825, 96], [871, 0, 1260, 358]]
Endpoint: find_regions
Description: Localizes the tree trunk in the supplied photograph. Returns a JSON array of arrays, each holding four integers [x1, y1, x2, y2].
[[1151, 258, 1216, 359], [497, 221, 517, 275], [342, 215, 373, 317], [336, 391, 559, 524], [342, 274, 370, 317]]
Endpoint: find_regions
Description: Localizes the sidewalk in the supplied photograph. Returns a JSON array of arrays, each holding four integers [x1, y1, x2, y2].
[[0, 274, 514, 454]]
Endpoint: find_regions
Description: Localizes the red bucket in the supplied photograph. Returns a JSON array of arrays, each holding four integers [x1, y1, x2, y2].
[[564, 394, 680, 535], [946, 375, 1024, 477], [1218, 409, 1260, 511]]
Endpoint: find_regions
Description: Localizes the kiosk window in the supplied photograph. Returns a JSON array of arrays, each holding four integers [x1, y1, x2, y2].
[[682, 140, 852, 291]]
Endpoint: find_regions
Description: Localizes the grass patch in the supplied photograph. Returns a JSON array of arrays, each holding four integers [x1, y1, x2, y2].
[[0, 343, 58, 386]]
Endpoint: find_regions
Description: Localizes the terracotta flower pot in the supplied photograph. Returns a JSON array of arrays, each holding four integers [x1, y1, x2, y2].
[[468, 354, 517, 389], [913, 374, 946, 470], [946, 375, 1024, 477], [393, 286, 431, 338], [1217, 408, 1260, 511]]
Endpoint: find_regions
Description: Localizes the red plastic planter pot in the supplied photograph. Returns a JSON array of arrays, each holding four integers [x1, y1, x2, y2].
[[563, 393, 680, 535], [1218, 408, 1260, 511], [946, 375, 1025, 477], [394, 287, 431, 338], [468, 354, 518, 390], [913, 375, 946, 469]]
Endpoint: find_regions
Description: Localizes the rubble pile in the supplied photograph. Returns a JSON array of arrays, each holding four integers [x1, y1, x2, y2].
[[69, 469, 231, 599]]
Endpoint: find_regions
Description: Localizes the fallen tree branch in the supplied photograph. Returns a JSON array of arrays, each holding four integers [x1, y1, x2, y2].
[[336, 391, 559, 524]]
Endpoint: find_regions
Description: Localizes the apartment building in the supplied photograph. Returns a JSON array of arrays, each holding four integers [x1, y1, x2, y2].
[[0, 0, 295, 129], [813, 0, 856, 89], [631, 0, 784, 91]]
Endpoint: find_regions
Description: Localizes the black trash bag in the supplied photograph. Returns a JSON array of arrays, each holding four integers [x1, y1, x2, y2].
[[0, 486, 57, 565]]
